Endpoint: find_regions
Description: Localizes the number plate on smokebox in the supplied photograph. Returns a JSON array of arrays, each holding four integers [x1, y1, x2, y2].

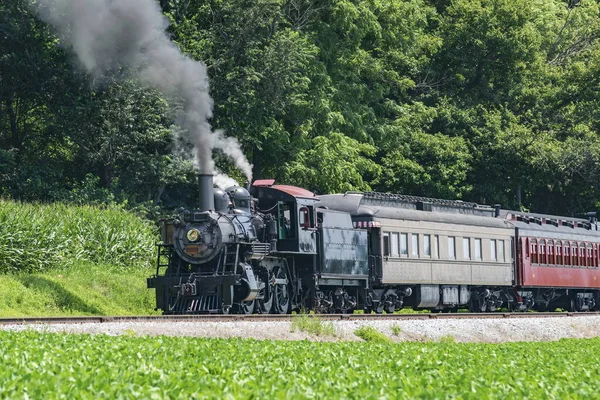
[[184, 244, 206, 255]]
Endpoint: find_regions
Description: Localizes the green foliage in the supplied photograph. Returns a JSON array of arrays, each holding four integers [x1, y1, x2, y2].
[[3, 0, 600, 215], [0, 263, 157, 317], [391, 324, 402, 336], [0, 200, 156, 273], [354, 325, 393, 343], [290, 313, 336, 337], [3, 334, 600, 398], [285, 133, 381, 194], [438, 334, 456, 343]]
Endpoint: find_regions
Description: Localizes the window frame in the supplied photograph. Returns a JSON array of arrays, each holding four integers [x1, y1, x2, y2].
[[474, 238, 482, 261], [400, 233, 408, 257], [448, 236, 456, 260], [382, 232, 390, 257], [490, 239, 497, 261], [463, 237, 471, 260], [390, 232, 399, 257], [498, 239, 505, 262], [424, 234, 431, 257], [411, 233, 419, 257]]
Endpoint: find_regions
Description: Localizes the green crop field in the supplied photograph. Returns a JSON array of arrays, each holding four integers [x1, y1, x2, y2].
[[1, 331, 599, 399]]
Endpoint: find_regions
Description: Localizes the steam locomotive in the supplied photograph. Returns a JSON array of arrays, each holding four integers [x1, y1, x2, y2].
[[147, 175, 600, 314]]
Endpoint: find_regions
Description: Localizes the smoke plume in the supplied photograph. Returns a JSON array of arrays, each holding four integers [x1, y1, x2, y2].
[[30, 0, 252, 182]]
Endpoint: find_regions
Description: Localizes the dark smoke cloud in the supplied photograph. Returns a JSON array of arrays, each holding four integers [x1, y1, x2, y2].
[[30, 0, 252, 181]]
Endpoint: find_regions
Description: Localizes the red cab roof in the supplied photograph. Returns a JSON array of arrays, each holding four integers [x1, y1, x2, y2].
[[253, 180, 317, 199]]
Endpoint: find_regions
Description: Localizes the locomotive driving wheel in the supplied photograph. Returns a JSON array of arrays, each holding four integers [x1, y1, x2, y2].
[[234, 300, 255, 314], [257, 272, 273, 314], [272, 267, 290, 314]]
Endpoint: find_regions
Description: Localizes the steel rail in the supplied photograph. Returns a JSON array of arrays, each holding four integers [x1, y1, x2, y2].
[[1, 311, 600, 325]]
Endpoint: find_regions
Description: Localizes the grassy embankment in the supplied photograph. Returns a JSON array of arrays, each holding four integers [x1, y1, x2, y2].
[[0, 200, 159, 316]]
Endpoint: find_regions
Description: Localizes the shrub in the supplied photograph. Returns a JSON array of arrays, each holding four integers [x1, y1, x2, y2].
[[290, 313, 336, 337], [354, 325, 392, 343]]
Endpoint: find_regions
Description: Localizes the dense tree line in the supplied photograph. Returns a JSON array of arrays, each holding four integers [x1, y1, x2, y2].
[[1, 0, 600, 216]]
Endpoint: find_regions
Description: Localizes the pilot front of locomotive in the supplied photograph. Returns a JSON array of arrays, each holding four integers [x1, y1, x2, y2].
[[147, 174, 268, 314]]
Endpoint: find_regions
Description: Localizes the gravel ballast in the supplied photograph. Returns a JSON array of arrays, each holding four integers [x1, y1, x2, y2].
[[2, 316, 600, 342]]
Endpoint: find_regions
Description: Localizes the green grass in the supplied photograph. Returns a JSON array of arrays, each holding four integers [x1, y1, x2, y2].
[[2, 333, 600, 399], [0, 200, 156, 273], [290, 313, 336, 337], [354, 325, 393, 343], [0, 263, 158, 317]]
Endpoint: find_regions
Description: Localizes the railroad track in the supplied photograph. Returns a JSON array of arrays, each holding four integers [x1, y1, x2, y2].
[[1, 311, 600, 325]]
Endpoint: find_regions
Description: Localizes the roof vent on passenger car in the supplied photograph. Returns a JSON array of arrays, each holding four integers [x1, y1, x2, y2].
[[416, 201, 432, 212], [529, 217, 542, 225]]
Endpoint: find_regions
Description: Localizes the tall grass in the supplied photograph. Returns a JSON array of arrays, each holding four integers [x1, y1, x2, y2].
[[0, 200, 157, 273], [291, 313, 337, 337]]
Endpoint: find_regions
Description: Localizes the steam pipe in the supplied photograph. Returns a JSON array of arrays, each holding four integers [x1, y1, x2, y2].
[[198, 174, 215, 212]]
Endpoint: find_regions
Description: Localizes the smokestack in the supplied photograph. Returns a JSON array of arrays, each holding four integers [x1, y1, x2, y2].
[[494, 204, 501, 218], [198, 174, 215, 212]]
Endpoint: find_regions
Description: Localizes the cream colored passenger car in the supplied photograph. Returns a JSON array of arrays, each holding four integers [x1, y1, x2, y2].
[[319, 192, 515, 312]]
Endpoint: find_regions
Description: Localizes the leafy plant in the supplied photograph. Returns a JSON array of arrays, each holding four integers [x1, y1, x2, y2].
[[438, 334, 456, 343], [354, 325, 392, 344], [290, 313, 336, 337], [2, 333, 599, 398]]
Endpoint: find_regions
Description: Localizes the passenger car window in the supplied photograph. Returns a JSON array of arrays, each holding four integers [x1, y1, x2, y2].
[[411, 234, 419, 257], [400, 233, 408, 256], [474, 238, 482, 260], [391, 233, 399, 257], [490, 239, 497, 261], [424, 234, 431, 257], [448, 237, 456, 259], [383, 233, 390, 257], [463, 238, 471, 260]]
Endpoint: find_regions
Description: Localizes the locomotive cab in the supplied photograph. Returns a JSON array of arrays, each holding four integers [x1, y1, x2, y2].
[[251, 179, 319, 253]]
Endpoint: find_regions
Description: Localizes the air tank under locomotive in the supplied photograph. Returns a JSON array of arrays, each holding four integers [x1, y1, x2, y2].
[[147, 174, 272, 314]]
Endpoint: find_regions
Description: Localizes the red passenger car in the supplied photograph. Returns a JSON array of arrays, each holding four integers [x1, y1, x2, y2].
[[509, 212, 600, 311]]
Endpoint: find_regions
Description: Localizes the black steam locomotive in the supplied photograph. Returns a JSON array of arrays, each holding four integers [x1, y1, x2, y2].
[[147, 175, 368, 314], [148, 175, 600, 314]]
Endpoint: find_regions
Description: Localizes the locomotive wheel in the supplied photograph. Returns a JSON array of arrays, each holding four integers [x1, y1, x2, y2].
[[239, 300, 256, 314], [272, 267, 290, 314], [258, 275, 273, 314]]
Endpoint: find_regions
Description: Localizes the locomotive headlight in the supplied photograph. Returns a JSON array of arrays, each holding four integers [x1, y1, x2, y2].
[[186, 228, 200, 242]]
